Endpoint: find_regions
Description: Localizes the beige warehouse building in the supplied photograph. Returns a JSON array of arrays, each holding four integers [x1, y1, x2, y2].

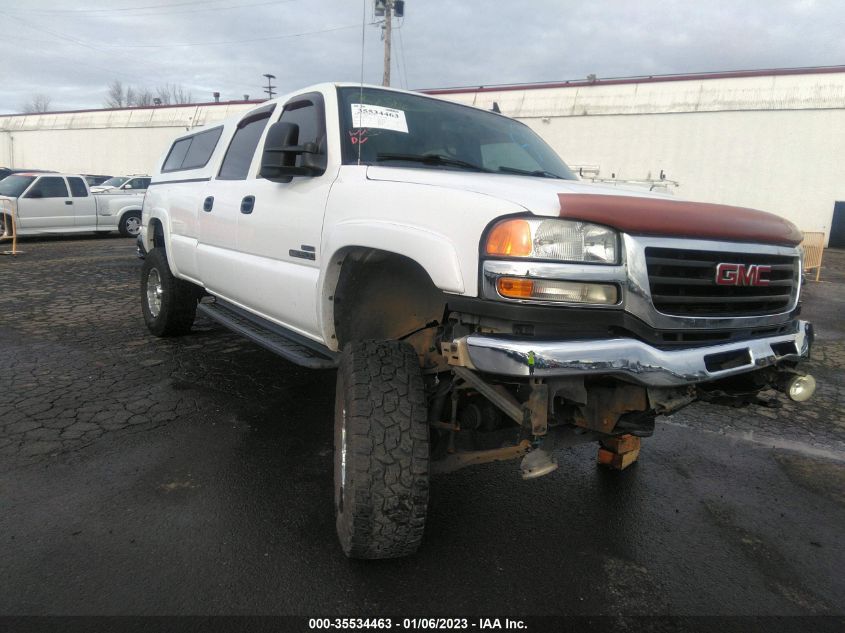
[[2, 65, 844, 246]]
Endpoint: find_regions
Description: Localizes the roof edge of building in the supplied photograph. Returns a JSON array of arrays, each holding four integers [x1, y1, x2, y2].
[[420, 65, 845, 95], [0, 99, 268, 119]]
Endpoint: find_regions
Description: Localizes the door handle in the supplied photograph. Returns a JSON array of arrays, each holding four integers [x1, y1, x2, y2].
[[203, 196, 214, 212], [65, 200, 73, 205], [240, 196, 255, 214]]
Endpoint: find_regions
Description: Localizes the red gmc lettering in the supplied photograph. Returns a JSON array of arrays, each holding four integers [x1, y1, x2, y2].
[[715, 263, 771, 286]]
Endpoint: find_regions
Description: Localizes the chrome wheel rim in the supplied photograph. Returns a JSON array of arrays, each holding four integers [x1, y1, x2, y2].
[[146, 268, 162, 317], [125, 216, 141, 236]]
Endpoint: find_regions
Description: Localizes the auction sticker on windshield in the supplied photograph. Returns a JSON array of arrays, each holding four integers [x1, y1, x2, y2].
[[351, 104, 408, 133]]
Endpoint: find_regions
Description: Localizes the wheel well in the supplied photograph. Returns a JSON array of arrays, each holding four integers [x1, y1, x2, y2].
[[332, 248, 448, 360], [148, 218, 165, 250]]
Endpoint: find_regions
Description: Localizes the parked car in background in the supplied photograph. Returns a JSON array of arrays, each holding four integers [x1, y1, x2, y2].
[[83, 174, 113, 187], [90, 175, 151, 193], [0, 167, 57, 181], [0, 173, 144, 237]]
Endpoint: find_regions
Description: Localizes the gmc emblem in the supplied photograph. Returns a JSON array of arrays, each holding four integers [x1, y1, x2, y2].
[[715, 263, 771, 286]]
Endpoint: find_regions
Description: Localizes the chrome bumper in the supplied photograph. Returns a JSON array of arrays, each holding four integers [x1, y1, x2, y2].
[[463, 320, 812, 387]]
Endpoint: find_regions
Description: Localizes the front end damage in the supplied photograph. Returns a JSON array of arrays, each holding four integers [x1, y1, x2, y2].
[[424, 231, 816, 478]]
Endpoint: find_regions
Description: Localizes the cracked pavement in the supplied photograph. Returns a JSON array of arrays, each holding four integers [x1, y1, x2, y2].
[[0, 235, 843, 621]]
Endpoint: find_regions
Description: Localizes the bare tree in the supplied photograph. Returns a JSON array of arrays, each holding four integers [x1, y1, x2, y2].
[[105, 80, 195, 108], [20, 94, 53, 114], [105, 80, 125, 108], [133, 88, 155, 107], [156, 83, 194, 105]]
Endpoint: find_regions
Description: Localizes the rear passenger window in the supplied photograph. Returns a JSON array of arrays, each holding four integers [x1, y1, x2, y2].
[[162, 127, 223, 173], [67, 177, 88, 197], [26, 177, 68, 198], [218, 106, 275, 180]]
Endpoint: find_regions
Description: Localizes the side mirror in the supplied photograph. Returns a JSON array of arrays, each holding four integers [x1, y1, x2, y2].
[[259, 121, 326, 183], [26, 190, 43, 199], [124, 184, 133, 189]]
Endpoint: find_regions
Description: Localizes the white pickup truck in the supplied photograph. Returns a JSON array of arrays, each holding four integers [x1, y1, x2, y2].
[[140, 83, 815, 559], [0, 173, 145, 237]]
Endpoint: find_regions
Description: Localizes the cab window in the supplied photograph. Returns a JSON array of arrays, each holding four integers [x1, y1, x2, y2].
[[25, 176, 69, 198], [278, 94, 326, 170]]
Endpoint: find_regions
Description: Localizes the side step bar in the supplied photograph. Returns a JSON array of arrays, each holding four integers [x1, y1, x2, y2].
[[197, 298, 339, 370]]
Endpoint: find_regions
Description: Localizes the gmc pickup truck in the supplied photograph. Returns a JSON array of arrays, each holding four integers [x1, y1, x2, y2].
[[140, 83, 815, 559], [0, 173, 145, 237]]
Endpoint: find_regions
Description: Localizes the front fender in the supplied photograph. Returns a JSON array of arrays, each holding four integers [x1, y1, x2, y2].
[[324, 220, 465, 294]]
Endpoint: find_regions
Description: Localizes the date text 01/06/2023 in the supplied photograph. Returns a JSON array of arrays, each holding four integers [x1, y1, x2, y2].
[[307, 618, 527, 630]]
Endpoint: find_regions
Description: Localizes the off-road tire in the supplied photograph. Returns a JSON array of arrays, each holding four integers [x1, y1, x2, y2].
[[141, 247, 200, 337], [119, 211, 142, 237], [334, 340, 430, 559]]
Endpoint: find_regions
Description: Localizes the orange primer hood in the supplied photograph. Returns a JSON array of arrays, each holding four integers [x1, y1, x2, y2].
[[558, 194, 803, 247]]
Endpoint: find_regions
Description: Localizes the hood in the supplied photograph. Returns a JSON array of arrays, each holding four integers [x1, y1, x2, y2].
[[365, 167, 802, 247]]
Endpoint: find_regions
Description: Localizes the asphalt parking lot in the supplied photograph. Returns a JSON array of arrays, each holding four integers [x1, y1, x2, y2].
[[1, 236, 843, 624]]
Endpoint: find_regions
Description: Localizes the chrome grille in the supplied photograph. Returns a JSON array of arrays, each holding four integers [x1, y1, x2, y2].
[[645, 247, 797, 317]]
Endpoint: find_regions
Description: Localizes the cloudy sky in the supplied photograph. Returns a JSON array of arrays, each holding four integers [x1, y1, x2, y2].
[[0, 0, 842, 114]]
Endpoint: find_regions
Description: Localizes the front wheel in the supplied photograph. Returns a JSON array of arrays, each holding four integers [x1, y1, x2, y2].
[[119, 211, 142, 237], [334, 340, 430, 559], [141, 248, 200, 336]]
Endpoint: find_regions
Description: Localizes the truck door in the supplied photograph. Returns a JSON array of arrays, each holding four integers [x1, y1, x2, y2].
[[197, 106, 275, 298], [233, 93, 331, 339], [67, 176, 97, 228], [18, 176, 74, 231]]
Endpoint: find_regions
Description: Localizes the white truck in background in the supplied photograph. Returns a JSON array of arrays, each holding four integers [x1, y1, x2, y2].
[[0, 173, 145, 237]]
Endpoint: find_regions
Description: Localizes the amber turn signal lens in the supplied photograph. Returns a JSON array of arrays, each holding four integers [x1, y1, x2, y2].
[[485, 219, 532, 257], [496, 277, 619, 304], [497, 277, 535, 298]]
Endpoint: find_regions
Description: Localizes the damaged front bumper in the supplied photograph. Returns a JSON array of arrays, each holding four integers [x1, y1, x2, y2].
[[457, 320, 813, 388]]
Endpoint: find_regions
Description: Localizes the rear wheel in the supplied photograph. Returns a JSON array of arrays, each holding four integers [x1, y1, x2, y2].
[[141, 248, 200, 336], [119, 211, 142, 237], [334, 340, 430, 559]]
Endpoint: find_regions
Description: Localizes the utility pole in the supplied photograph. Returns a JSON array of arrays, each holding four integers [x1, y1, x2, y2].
[[263, 73, 276, 99], [382, 0, 392, 86], [375, 0, 404, 86]]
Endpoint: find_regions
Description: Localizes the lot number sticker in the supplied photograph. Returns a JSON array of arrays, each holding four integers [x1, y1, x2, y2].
[[351, 104, 408, 133]]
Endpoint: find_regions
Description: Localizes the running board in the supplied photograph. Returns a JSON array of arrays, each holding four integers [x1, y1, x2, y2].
[[197, 298, 339, 370]]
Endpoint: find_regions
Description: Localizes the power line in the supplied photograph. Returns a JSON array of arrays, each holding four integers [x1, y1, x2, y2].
[[397, 21, 409, 89], [1, 0, 280, 14], [101, 22, 370, 48], [3, 0, 300, 19]]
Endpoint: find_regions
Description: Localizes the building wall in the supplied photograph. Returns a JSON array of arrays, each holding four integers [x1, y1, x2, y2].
[[0, 102, 254, 175], [2, 69, 844, 242]]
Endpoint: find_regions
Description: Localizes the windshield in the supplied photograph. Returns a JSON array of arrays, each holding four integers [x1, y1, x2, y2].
[[99, 177, 129, 187], [0, 175, 35, 197], [338, 87, 575, 179]]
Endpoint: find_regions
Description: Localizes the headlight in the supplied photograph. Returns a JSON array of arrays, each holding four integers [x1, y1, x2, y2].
[[485, 218, 618, 264]]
